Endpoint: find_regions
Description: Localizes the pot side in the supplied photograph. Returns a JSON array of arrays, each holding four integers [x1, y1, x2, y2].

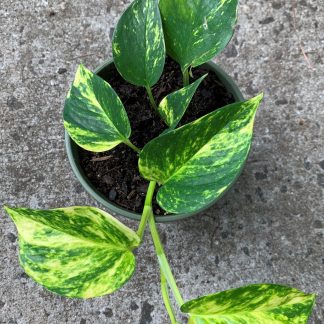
[[65, 59, 244, 223]]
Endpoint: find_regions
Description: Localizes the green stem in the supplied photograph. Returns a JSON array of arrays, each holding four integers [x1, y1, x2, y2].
[[136, 180, 184, 311], [124, 139, 141, 153], [182, 67, 190, 87], [145, 86, 158, 111], [136, 181, 156, 240], [161, 270, 179, 324], [149, 213, 184, 307]]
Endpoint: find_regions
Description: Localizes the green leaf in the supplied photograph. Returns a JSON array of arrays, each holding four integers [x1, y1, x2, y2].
[[4, 206, 140, 298], [159, 0, 239, 72], [139, 94, 263, 214], [181, 284, 315, 323], [158, 74, 207, 129], [64, 64, 131, 152], [112, 0, 165, 87]]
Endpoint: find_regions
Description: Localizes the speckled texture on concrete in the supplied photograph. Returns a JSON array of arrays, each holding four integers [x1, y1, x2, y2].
[[0, 0, 323, 323]]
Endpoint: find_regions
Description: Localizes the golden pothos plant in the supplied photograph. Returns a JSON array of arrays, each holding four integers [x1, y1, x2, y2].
[[5, 0, 315, 323]]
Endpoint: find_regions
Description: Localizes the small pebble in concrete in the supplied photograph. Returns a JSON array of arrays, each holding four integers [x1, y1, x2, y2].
[[6, 233, 17, 243], [130, 301, 139, 310], [57, 68, 67, 74], [259, 17, 275, 24], [102, 308, 113, 318], [139, 301, 154, 324], [319, 160, 324, 170]]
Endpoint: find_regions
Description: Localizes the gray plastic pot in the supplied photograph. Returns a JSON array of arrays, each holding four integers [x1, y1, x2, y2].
[[65, 59, 244, 222]]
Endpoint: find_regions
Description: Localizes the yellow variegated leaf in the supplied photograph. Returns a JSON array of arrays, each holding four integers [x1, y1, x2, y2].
[[4, 206, 140, 298], [113, 0, 165, 87], [139, 94, 263, 214], [160, 0, 239, 72], [181, 284, 315, 323], [64, 64, 131, 152], [158, 74, 207, 129]]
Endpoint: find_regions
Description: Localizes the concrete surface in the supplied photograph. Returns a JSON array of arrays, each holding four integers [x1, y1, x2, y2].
[[0, 0, 323, 323]]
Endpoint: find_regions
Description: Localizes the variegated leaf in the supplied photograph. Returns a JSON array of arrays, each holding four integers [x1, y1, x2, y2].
[[159, 0, 238, 72], [139, 94, 263, 214], [64, 64, 131, 152], [181, 284, 315, 323], [4, 206, 140, 298], [158, 74, 207, 129], [113, 0, 165, 87]]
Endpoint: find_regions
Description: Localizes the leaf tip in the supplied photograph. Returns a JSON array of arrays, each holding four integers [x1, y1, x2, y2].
[[194, 73, 208, 85], [309, 292, 317, 305], [3, 205, 17, 221], [77, 62, 85, 69], [304, 292, 317, 320], [247, 92, 264, 111], [76, 63, 92, 78], [255, 92, 264, 103], [3, 205, 13, 214], [185, 73, 208, 94]]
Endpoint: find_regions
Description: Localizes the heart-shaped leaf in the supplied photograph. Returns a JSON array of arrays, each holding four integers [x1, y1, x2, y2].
[[113, 0, 165, 87], [181, 284, 315, 323], [139, 94, 263, 213], [4, 206, 140, 298], [159, 0, 238, 72], [158, 74, 207, 129], [64, 64, 131, 152]]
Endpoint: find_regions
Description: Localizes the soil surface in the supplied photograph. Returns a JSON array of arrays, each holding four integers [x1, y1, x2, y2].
[[78, 57, 235, 215]]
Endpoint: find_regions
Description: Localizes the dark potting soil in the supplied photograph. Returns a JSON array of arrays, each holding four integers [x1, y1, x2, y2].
[[78, 57, 235, 215]]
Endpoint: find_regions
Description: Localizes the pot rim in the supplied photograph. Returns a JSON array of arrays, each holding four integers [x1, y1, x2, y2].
[[65, 59, 244, 222]]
